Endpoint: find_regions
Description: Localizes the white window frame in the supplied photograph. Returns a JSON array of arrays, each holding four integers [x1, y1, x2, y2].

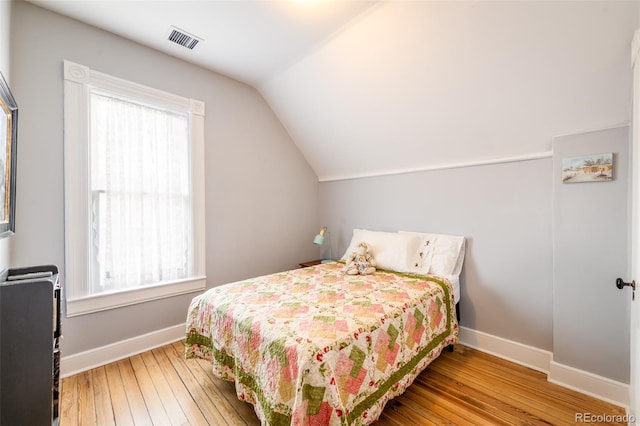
[[63, 60, 206, 317]]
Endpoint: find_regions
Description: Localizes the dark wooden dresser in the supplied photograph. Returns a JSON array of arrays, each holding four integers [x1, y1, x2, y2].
[[0, 265, 61, 425]]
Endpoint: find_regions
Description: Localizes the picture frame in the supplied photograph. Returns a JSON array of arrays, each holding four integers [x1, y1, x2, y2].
[[562, 153, 613, 184], [0, 72, 18, 237]]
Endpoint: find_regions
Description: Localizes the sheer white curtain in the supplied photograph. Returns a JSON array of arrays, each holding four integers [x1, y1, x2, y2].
[[90, 92, 192, 294]]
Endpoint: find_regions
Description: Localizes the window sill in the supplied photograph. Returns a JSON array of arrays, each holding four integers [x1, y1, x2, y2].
[[65, 276, 206, 317]]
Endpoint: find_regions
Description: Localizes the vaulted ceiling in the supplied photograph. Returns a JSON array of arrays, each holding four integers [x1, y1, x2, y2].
[[27, 0, 378, 86], [26, 1, 637, 182]]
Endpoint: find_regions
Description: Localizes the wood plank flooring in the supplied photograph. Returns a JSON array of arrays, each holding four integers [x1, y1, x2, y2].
[[60, 341, 627, 425]]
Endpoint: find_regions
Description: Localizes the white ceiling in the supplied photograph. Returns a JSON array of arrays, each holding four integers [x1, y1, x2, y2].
[[27, 0, 378, 86], [24, 1, 637, 182]]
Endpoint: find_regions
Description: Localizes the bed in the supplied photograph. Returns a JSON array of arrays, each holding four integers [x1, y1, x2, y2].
[[185, 229, 464, 426]]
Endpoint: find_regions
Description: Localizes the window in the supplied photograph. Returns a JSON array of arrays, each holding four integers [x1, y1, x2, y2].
[[64, 61, 205, 316]]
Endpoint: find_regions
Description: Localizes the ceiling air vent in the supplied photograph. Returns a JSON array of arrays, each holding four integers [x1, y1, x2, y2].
[[167, 26, 202, 50]]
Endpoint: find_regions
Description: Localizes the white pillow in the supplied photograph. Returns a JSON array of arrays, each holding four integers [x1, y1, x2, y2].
[[399, 231, 465, 276], [406, 233, 436, 275], [341, 229, 421, 273]]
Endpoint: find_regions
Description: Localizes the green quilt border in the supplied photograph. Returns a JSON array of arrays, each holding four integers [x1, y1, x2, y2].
[[185, 268, 455, 425]]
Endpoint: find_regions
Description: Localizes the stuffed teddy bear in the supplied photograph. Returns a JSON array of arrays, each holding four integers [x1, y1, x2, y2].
[[344, 242, 376, 275]]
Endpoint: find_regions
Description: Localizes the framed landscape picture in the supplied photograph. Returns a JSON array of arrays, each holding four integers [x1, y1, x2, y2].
[[562, 153, 613, 184]]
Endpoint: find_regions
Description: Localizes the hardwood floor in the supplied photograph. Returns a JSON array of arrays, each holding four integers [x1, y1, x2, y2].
[[60, 341, 627, 425]]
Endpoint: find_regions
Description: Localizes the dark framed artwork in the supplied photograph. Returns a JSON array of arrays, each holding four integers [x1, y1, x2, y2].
[[0, 72, 17, 237]]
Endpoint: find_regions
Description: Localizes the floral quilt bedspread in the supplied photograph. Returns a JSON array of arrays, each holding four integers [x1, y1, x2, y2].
[[185, 262, 458, 426]]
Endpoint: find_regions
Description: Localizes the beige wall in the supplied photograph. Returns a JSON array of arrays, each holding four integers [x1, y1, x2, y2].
[[10, 0, 319, 356], [315, 1, 638, 384], [553, 126, 630, 383], [0, 1, 9, 76]]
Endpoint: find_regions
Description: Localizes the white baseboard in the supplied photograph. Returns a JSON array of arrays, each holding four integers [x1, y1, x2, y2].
[[458, 326, 629, 409], [459, 326, 552, 374], [60, 323, 186, 378], [549, 361, 630, 410]]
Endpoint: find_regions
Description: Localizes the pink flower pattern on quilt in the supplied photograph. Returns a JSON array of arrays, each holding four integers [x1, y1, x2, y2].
[[185, 262, 458, 425]]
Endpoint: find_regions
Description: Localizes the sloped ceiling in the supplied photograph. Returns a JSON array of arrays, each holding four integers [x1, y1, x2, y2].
[[26, 1, 637, 182], [26, 0, 378, 86], [262, 1, 636, 181]]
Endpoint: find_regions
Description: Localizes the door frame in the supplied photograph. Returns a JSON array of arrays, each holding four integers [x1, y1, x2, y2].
[[629, 28, 640, 424]]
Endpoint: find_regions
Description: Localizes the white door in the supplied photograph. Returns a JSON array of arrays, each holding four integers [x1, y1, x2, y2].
[[630, 28, 640, 424]]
